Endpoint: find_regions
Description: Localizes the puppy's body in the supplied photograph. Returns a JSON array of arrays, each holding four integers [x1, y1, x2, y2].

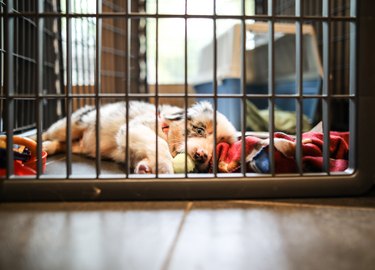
[[42, 101, 236, 173]]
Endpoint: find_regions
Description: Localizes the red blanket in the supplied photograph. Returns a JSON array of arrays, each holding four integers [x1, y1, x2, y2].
[[215, 132, 349, 173]]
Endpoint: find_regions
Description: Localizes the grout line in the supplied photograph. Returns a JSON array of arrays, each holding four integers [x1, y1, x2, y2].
[[160, 201, 193, 270], [228, 200, 375, 212]]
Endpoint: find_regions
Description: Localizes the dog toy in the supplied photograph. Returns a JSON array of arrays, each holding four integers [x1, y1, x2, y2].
[[0, 136, 47, 176], [173, 153, 195, 173]]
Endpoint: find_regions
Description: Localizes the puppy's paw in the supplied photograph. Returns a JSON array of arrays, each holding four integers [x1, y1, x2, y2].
[[157, 159, 174, 174], [134, 158, 174, 174], [134, 159, 152, 174], [42, 140, 59, 155]]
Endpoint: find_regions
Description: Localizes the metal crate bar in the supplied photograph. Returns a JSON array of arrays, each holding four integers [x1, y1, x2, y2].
[[295, 0, 303, 174], [240, 0, 247, 176], [212, 0, 218, 177], [5, 12, 357, 22], [322, 0, 331, 174], [2, 93, 356, 99], [65, 0, 73, 177], [183, 0, 188, 177], [95, 0, 102, 177], [36, 0, 44, 177], [348, 0, 357, 171], [125, 1, 130, 177], [268, 0, 275, 175], [4, 1, 15, 177], [155, 0, 159, 177]]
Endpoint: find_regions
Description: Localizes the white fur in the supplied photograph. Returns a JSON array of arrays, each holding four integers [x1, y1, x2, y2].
[[42, 101, 237, 174]]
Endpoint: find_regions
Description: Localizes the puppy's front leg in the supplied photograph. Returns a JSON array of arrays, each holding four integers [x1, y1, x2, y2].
[[115, 123, 174, 174]]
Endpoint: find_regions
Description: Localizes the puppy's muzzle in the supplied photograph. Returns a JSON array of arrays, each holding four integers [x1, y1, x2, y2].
[[193, 149, 208, 163]]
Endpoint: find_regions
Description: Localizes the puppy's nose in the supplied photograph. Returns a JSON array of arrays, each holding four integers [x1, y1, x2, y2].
[[194, 149, 208, 163]]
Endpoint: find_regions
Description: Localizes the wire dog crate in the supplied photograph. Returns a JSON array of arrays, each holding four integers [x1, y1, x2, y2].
[[0, 0, 374, 201]]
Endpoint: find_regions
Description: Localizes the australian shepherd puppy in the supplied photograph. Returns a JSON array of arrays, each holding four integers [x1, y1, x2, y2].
[[42, 101, 237, 174]]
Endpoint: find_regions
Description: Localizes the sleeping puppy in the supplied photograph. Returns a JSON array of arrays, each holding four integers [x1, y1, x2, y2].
[[42, 101, 237, 174]]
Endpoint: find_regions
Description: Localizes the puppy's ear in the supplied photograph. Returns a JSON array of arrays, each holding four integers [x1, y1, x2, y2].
[[162, 111, 184, 121], [188, 101, 213, 118], [158, 105, 185, 121]]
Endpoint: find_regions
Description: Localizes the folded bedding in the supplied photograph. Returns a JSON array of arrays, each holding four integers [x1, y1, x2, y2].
[[214, 131, 349, 173]]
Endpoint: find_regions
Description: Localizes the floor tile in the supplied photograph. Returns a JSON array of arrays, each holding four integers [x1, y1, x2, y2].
[[0, 202, 188, 270], [167, 202, 375, 270]]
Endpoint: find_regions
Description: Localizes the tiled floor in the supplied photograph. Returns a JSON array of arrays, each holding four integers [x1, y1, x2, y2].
[[0, 188, 375, 270]]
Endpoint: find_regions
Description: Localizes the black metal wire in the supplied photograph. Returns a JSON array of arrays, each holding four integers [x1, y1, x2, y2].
[[154, 0, 159, 177], [240, 0, 247, 176], [348, 0, 357, 171], [322, 0, 331, 174], [268, 0, 276, 175], [125, 0, 130, 177], [65, 0, 72, 177], [4, 93, 354, 99], [295, 0, 303, 175], [212, 0, 218, 177], [184, 0, 188, 177], [5, 12, 357, 21], [36, 0, 43, 177], [95, 0, 102, 177], [5, 0, 15, 177]]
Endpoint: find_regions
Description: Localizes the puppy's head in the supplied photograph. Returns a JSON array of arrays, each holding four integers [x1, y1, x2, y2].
[[165, 101, 237, 172]]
